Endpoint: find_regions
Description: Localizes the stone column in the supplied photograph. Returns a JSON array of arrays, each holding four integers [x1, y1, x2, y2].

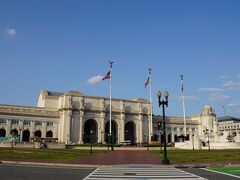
[[30, 121, 36, 139], [78, 111, 84, 144], [99, 112, 105, 144], [19, 120, 24, 141], [171, 128, 175, 143], [6, 119, 11, 137], [60, 110, 71, 144], [53, 122, 58, 139], [119, 113, 125, 143], [138, 115, 143, 144], [42, 121, 47, 138]]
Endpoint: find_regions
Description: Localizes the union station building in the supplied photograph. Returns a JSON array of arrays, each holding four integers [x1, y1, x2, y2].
[[0, 90, 239, 148]]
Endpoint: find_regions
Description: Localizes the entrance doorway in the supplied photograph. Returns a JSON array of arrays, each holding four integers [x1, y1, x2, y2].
[[0, 128, 6, 137], [105, 120, 117, 144], [22, 130, 30, 142], [83, 119, 98, 144], [124, 121, 135, 145]]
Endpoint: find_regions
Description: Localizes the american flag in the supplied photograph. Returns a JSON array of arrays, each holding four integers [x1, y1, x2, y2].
[[145, 77, 150, 88], [102, 71, 111, 80]]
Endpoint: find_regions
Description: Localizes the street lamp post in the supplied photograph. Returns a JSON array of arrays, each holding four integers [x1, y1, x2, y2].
[[157, 90, 170, 165], [203, 128, 212, 152], [157, 121, 163, 155], [90, 130, 93, 153], [160, 130, 163, 155], [192, 134, 195, 150], [107, 133, 111, 151]]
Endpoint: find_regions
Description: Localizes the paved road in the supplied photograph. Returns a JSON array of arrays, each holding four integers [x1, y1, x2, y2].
[[0, 164, 95, 180], [1, 164, 239, 180], [182, 168, 240, 180]]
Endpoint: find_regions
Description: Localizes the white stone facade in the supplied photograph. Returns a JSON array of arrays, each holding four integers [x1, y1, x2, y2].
[[0, 90, 239, 149]]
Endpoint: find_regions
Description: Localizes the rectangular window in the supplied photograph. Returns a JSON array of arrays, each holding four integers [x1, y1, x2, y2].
[[23, 120, 31, 125], [36, 121, 42, 126], [11, 120, 19, 125], [47, 122, 53, 126], [0, 119, 6, 124]]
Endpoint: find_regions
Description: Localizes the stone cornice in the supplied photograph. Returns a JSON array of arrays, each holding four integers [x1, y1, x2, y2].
[[59, 107, 149, 116], [0, 104, 59, 118]]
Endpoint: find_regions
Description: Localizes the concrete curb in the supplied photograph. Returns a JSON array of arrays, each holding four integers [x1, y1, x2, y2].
[[1, 160, 239, 169], [0, 160, 100, 168]]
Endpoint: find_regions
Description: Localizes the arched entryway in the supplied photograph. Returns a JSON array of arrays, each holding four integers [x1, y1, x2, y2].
[[46, 130, 53, 137], [124, 121, 135, 145], [11, 129, 18, 135], [0, 128, 6, 137], [167, 134, 172, 143], [22, 130, 30, 142], [83, 119, 98, 144], [105, 120, 117, 144], [35, 130, 42, 138], [175, 135, 185, 142]]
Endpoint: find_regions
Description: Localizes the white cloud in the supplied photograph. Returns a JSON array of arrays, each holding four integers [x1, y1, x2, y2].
[[198, 88, 221, 92], [5, 28, 16, 37], [219, 75, 230, 79], [228, 102, 240, 107], [209, 92, 231, 101], [87, 75, 103, 85], [222, 80, 240, 89]]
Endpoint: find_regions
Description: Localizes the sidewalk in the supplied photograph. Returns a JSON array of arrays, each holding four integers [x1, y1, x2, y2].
[[0, 150, 239, 168], [68, 150, 162, 165]]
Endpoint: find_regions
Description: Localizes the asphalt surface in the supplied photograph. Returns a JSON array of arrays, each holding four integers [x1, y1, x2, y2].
[[0, 163, 239, 180], [0, 164, 95, 180], [181, 168, 240, 180]]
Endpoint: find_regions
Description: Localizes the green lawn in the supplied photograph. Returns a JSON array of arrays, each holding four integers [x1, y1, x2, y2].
[[151, 149, 240, 163], [0, 148, 106, 161], [207, 166, 240, 177]]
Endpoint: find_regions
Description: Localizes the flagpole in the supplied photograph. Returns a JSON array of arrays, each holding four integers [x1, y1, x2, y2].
[[109, 61, 113, 150], [148, 68, 152, 143], [181, 75, 187, 137]]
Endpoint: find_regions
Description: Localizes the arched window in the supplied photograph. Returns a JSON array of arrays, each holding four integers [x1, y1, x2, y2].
[[35, 130, 42, 138], [46, 131, 53, 137], [11, 129, 18, 135], [0, 128, 6, 137], [22, 130, 30, 142]]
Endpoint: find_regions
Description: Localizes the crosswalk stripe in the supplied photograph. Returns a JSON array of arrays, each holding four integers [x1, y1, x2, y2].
[[84, 166, 207, 180]]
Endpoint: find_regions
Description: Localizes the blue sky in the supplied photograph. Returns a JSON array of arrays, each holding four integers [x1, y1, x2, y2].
[[1, 0, 240, 117]]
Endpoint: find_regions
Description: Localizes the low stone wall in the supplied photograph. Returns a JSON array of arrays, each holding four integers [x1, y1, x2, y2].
[[175, 141, 240, 150], [0, 142, 65, 149]]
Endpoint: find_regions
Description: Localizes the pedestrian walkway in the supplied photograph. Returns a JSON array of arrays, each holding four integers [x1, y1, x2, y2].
[[84, 164, 207, 179], [70, 150, 162, 165]]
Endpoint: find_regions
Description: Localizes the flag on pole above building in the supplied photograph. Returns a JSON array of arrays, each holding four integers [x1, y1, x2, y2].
[[145, 77, 150, 88], [102, 71, 111, 80]]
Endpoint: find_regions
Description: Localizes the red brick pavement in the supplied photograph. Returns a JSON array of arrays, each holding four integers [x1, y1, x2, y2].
[[68, 150, 162, 165]]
